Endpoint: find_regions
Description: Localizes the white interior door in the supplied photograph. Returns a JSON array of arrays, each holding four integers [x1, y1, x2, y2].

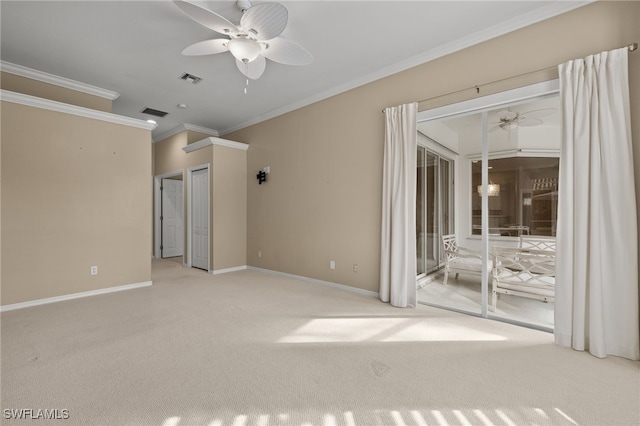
[[161, 178, 183, 258], [191, 168, 209, 270]]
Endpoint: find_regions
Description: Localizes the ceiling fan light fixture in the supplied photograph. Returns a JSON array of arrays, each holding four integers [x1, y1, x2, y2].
[[227, 37, 261, 63], [477, 183, 501, 197]]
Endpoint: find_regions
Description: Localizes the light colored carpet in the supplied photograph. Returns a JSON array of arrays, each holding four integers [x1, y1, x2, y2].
[[2, 259, 639, 426]]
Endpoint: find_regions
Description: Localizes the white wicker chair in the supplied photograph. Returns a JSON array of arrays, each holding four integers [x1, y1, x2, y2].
[[519, 235, 556, 251], [441, 234, 492, 285], [491, 247, 555, 312]]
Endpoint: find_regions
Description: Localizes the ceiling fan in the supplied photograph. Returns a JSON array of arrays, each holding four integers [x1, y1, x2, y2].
[[489, 108, 555, 132], [174, 0, 313, 80]]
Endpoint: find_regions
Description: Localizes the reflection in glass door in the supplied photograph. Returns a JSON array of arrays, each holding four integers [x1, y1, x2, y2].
[[417, 148, 426, 277], [425, 151, 437, 273], [417, 146, 453, 279]]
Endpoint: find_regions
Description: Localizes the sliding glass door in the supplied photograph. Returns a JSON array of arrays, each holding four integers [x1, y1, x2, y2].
[[417, 146, 453, 280], [415, 81, 560, 331]]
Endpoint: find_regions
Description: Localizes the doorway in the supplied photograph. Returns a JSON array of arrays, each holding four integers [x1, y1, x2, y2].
[[154, 171, 184, 261], [189, 166, 209, 271], [161, 177, 184, 258]]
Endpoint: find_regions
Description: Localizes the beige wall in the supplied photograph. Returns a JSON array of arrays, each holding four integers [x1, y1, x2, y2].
[[154, 131, 213, 175], [1, 72, 113, 113], [1, 102, 152, 305], [227, 1, 640, 293], [153, 132, 247, 271], [212, 144, 247, 271]]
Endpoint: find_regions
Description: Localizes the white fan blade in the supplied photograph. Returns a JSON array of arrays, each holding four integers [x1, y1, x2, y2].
[[173, 1, 237, 36], [262, 37, 312, 65], [181, 39, 229, 56], [518, 118, 543, 127], [236, 55, 266, 80], [521, 108, 556, 119], [496, 109, 517, 121], [240, 2, 288, 41], [489, 125, 501, 133]]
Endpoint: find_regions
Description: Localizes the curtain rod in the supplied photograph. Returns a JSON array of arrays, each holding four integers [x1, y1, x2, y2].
[[382, 42, 637, 113]]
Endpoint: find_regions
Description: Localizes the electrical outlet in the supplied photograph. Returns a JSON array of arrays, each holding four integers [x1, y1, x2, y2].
[[258, 250, 262, 258], [330, 260, 335, 270], [353, 264, 358, 273], [90, 266, 98, 275]]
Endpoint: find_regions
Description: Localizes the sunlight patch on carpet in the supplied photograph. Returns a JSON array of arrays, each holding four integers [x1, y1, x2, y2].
[[277, 318, 507, 343], [165, 406, 584, 426]]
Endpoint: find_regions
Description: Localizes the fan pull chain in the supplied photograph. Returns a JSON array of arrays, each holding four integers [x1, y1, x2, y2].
[[244, 62, 249, 95]]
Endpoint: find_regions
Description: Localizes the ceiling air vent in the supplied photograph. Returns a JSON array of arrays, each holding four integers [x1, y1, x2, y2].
[[180, 73, 202, 84], [141, 107, 169, 118]]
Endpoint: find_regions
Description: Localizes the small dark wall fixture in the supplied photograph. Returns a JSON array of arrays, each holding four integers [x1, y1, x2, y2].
[[257, 170, 267, 185]]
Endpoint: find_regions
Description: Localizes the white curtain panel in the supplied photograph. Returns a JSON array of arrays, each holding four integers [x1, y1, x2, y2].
[[556, 47, 639, 360], [380, 102, 418, 308]]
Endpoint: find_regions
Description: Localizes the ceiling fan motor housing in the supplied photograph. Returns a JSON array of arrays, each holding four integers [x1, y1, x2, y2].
[[237, 0, 252, 12]]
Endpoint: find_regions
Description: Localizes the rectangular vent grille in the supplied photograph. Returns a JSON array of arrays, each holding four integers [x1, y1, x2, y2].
[[141, 107, 168, 118], [180, 73, 203, 84]]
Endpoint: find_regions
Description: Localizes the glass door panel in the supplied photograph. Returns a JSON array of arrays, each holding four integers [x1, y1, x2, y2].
[[416, 147, 426, 277], [417, 147, 450, 278], [440, 157, 451, 237], [416, 111, 483, 316], [484, 99, 560, 330], [417, 146, 454, 279], [425, 152, 439, 273]]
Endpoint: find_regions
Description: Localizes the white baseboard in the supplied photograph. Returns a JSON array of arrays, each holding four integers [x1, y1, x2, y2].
[[0, 281, 153, 312], [247, 266, 379, 299], [210, 265, 248, 275]]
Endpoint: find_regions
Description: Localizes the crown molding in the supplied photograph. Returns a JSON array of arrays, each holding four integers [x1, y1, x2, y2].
[[218, 1, 592, 136], [183, 123, 220, 137], [153, 123, 219, 143], [1, 61, 120, 101], [183, 137, 248, 153], [1, 90, 156, 131]]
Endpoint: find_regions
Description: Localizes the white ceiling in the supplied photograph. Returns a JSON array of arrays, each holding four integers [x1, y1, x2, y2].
[[0, 1, 588, 139]]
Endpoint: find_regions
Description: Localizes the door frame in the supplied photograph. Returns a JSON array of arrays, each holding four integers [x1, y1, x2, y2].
[[153, 170, 184, 260], [187, 163, 210, 270]]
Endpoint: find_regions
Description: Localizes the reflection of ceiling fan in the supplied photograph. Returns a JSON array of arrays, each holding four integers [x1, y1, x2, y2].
[[489, 108, 555, 132], [174, 0, 313, 80]]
